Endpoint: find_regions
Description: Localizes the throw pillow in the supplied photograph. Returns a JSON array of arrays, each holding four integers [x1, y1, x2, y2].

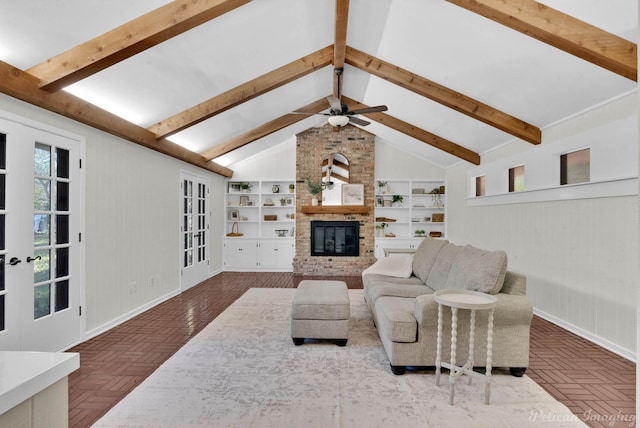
[[444, 245, 507, 294], [362, 255, 414, 278], [426, 243, 463, 291]]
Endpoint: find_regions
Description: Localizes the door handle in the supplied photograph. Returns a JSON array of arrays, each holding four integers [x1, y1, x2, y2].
[[9, 257, 22, 266], [27, 255, 42, 263]]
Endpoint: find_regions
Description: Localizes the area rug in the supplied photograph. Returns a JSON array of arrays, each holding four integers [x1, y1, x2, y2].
[[95, 288, 586, 427]]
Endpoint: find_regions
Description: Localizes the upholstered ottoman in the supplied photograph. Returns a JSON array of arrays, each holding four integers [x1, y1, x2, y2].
[[291, 280, 350, 346]]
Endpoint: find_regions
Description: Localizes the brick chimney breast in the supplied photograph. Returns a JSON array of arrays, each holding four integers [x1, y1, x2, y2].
[[294, 124, 377, 276]]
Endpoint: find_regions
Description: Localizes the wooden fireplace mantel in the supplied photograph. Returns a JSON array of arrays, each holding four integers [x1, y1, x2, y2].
[[301, 205, 370, 214]]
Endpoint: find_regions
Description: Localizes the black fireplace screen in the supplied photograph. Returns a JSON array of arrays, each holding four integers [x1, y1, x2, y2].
[[311, 221, 359, 256]]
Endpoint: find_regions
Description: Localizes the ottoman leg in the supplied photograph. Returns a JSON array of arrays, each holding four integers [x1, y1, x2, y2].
[[292, 338, 304, 346], [335, 339, 348, 347]]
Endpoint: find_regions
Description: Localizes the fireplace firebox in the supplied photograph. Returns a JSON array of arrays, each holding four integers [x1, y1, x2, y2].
[[310, 221, 359, 256]]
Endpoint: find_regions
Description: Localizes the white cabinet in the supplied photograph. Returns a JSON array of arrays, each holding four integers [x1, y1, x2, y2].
[[374, 179, 446, 258], [223, 239, 294, 271], [223, 240, 259, 270], [223, 180, 296, 271], [374, 238, 425, 259], [258, 240, 294, 270]]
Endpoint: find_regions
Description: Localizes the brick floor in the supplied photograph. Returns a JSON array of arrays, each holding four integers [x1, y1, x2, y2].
[[66, 272, 636, 427]]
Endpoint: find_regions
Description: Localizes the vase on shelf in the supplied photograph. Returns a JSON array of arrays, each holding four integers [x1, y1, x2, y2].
[[312, 197, 319, 206]]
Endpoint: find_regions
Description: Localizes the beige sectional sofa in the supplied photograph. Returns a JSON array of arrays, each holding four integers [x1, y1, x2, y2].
[[362, 237, 533, 376]]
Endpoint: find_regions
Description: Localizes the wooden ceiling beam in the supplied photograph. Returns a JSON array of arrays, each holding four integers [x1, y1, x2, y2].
[[333, 0, 350, 98], [200, 98, 329, 161], [446, 0, 637, 81], [27, 0, 250, 92], [342, 97, 480, 165], [149, 46, 334, 140], [0, 60, 232, 177], [345, 46, 541, 145]]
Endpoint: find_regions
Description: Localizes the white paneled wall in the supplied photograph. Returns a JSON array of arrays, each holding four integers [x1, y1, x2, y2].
[[447, 94, 638, 359], [0, 94, 224, 338]]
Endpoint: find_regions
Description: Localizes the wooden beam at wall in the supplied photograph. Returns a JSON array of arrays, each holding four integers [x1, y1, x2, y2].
[[0, 60, 232, 177], [333, 0, 350, 98], [27, 0, 250, 92], [200, 98, 329, 160], [446, 0, 637, 81], [149, 46, 334, 140], [342, 97, 480, 165], [345, 46, 541, 145]]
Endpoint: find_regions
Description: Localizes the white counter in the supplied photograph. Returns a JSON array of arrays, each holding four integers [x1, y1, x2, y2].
[[0, 351, 80, 416]]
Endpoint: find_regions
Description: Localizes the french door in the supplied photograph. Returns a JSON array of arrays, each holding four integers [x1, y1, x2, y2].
[[180, 171, 209, 290], [0, 115, 84, 351]]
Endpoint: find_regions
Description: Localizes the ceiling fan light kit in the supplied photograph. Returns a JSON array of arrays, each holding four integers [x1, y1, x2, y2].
[[328, 115, 350, 127]]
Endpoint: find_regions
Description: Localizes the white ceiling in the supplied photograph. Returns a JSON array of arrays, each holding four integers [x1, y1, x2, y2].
[[0, 0, 636, 170]]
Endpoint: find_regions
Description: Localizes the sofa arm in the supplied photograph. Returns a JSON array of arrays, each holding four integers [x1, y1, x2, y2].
[[414, 292, 533, 328], [413, 294, 439, 328]]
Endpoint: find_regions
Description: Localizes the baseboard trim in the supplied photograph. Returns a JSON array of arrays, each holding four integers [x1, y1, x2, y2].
[[84, 289, 181, 341], [533, 308, 636, 363]]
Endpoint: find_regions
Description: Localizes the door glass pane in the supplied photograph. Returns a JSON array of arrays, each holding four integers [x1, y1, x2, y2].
[[0, 175, 5, 210], [0, 295, 4, 331], [56, 148, 69, 179], [34, 178, 51, 210], [56, 215, 69, 244], [34, 249, 50, 283], [55, 280, 69, 312], [34, 215, 50, 246], [55, 247, 69, 278], [34, 143, 51, 176], [0, 214, 4, 250], [56, 181, 69, 211], [34, 284, 50, 319], [0, 259, 4, 292], [0, 133, 5, 170]]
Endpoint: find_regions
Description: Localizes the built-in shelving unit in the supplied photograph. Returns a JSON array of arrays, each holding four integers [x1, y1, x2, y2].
[[374, 179, 446, 258], [223, 180, 296, 271]]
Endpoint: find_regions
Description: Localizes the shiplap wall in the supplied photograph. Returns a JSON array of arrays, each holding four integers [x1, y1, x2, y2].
[[0, 94, 224, 337], [447, 93, 638, 359]]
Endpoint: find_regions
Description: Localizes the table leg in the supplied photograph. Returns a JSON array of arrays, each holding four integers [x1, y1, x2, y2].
[[484, 308, 495, 405], [468, 309, 475, 385], [435, 303, 443, 386], [449, 307, 458, 406]]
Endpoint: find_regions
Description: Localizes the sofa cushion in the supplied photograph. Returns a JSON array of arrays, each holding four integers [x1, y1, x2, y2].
[[444, 245, 508, 294], [426, 243, 463, 291], [412, 237, 449, 283], [362, 255, 414, 278], [366, 281, 433, 306], [374, 296, 417, 343]]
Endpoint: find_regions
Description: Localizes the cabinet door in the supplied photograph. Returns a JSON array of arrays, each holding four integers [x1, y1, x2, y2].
[[259, 241, 293, 270], [223, 240, 257, 269], [374, 238, 424, 259]]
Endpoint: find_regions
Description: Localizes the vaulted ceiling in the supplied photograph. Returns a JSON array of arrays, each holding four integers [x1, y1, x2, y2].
[[0, 0, 636, 177]]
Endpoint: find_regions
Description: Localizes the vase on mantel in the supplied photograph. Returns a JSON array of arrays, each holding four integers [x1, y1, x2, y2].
[[312, 196, 319, 206]]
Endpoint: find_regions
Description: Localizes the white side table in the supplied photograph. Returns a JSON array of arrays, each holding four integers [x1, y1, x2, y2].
[[434, 289, 498, 405]]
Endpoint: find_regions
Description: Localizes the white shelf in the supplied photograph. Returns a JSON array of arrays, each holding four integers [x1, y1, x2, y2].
[[374, 179, 446, 257], [225, 180, 296, 239]]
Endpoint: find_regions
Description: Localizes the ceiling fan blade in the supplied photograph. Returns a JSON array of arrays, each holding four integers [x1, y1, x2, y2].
[[327, 96, 342, 112], [292, 111, 330, 116], [347, 105, 388, 115], [348, 116, 370, 126]]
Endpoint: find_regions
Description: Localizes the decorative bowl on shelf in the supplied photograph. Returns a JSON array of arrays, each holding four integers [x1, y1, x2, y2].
[[275, 229, 288, 237]]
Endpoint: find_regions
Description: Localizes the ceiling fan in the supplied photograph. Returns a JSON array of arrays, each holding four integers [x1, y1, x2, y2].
[[295, 68, 388, 127]]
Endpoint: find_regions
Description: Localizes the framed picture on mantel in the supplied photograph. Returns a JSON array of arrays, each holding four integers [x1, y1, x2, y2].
[[342, 184, 364, 205]]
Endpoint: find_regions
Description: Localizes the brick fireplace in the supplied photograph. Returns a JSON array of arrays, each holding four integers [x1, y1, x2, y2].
[[293, 124, 377, 276]]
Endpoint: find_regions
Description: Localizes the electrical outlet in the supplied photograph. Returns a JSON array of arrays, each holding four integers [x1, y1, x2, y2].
[[129, 281, 137, 294]]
